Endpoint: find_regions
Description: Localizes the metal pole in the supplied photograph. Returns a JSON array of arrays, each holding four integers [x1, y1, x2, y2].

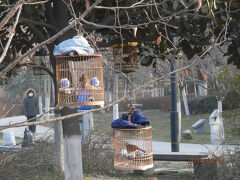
[[170, 61, 179, 152]]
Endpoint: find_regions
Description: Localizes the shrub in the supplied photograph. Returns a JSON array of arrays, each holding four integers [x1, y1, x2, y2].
[[188, 95, 217, 114], [223, 91, 240, 110], [82, 133, 120, 176], [0, 136, 61, 180], [188, 91, 240, 114]]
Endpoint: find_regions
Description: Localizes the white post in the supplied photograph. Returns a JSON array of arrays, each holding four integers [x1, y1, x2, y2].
[[182, 89, 190, 116], [209, 109, 221, 144], [113, 72, 119, 120], [217, 100, 225, 142], [82, 111, 94, 137]]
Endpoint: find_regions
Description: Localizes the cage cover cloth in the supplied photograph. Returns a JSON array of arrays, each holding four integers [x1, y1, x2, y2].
[[111, 110, 149, 128], [53, 36, 94, 56]]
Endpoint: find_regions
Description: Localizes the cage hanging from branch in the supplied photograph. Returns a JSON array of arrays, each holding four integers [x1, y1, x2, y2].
[[112, 42, 138, 73], [56, 54, 104, 108], [113, 126, 153, 170]]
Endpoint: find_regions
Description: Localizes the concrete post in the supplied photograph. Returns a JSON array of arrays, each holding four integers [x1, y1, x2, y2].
[[61, 107, 83, 180], [217, 100, 225, 142], [78, 110, 93, 140]]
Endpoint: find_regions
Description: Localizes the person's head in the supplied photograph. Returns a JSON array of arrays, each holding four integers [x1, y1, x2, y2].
[[27, 90, 34, 97]]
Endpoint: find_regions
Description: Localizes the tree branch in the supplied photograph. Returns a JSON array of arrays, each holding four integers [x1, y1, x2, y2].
[[0, 0, 23, 30], [0, 0, 103, 78], [19, 18, 58, 32], [0, 5, 22, 64], [95, 1, 168, 10]]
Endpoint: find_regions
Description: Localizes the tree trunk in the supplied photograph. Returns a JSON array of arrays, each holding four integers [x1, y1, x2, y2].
[[113, 72, 119, 120], [182, 89, 190, 116], [54, 114, 64, 173], [185, 83, 188, 95], [45, 1, 76, 178], [194, 83, 198, 98], [198, 81, 208, 96], [177, 88, 181, 142]]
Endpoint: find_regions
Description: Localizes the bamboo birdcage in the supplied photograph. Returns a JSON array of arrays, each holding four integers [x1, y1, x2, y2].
[[113, 126, 153, 170], [56, 54, 104, 108], [113, 44, 138, 73]]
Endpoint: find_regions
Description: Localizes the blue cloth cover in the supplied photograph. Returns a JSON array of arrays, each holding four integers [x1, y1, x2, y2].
[[111, 114, 142, 128], [77, 106, 92, 110], [131, 110, 149, 125], [111, 110, 149, 128]]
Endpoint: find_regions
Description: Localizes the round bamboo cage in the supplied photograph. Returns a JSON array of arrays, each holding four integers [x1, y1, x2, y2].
[[56, 54, 104, 108], [113, 126, 153, 170], [113, 44, 138, 73]]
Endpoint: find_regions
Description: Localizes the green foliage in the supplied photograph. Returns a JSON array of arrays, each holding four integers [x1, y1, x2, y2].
[[188, 95, 217, 114], [189, 90, 240, 114], [216, 65, 240, 98], [223, 91, 240, 110]]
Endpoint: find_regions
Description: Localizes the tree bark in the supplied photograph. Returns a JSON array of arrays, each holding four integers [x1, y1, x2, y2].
[[182, 89, 190, 116]]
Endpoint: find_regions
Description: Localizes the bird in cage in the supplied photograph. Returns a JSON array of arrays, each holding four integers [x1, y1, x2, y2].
[[125, 143, 145, 154], [79, 73, 89, 89], [120, 143, 145, 160]]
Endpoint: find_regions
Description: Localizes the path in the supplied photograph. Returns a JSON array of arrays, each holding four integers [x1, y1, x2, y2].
[[0, 116, 239, 155], [0, 115, 53, 140], [152, 141, 238, 154]]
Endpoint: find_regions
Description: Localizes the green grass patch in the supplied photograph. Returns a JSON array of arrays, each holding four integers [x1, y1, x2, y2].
[[93, 109, 240, 145]]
